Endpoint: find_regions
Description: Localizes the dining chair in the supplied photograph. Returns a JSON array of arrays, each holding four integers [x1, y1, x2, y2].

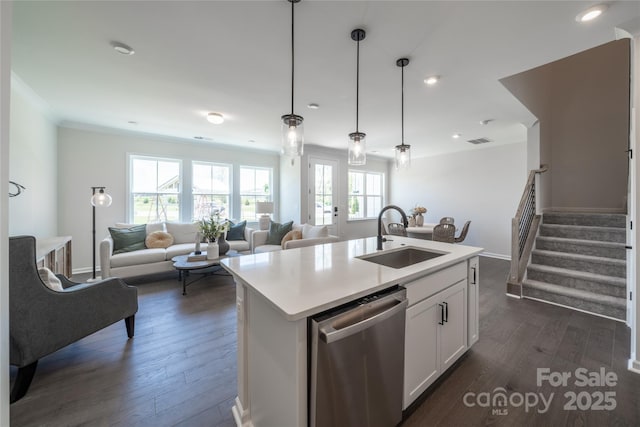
[[454, 221, 471, 243], [432, 223, 455, 243], [439, 217, 455, 225], [387, 223, 408, 237]]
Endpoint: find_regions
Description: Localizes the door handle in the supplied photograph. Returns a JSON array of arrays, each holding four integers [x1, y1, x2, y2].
[[471, 266, 477, 284], [438, 303, 445, 325], [443, 301, 448, 323]]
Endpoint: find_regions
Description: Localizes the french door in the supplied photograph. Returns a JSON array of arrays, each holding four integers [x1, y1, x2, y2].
[[308, 158, 338, 236]]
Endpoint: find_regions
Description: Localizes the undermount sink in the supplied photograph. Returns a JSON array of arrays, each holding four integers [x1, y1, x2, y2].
[[357, 246, 448, 269]]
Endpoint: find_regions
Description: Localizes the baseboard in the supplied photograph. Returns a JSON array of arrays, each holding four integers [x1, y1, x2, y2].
[[628, 359, 640, 374], [542, 207, 627, 214], [480, 252, 510, 261], [72, 266, 99, 275], [522, 295, 626, 323]]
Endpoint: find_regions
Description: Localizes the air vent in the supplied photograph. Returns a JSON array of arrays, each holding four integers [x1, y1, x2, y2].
[[467, 137, 492, 145]]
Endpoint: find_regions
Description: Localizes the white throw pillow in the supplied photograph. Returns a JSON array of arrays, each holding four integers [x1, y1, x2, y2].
[[302, 223, 329, 239], [166, 222, 200, 244], [38, 267, 64, 292]]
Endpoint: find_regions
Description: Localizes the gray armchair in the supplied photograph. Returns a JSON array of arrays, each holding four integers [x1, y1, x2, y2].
[[9, 236, 138, 403]]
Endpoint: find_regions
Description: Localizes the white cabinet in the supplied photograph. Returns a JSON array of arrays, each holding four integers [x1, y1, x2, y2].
[[403, 279, 467, 409], [467, 256, 479, 346]]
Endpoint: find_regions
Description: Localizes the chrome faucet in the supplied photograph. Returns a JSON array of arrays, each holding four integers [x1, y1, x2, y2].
[[377, 205, 409, 250]]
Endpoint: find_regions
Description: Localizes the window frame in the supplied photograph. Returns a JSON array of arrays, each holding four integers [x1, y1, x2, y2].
[[192, 161, 232, 220], [239, 165, 273, 222], [347, 170, 385, 220]]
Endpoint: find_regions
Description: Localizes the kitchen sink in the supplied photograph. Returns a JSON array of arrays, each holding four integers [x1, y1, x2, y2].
[[357, 246, 448, 269]]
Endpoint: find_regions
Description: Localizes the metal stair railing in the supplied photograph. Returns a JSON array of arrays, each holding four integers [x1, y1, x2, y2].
[[508, 165, 548, 296]]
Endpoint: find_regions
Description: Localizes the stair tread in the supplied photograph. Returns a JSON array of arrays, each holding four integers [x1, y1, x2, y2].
[[527, 263, 626, 286], [536, 236, 626, 248], [541, 224, 625, 232], [522, 279, 626, 308], [532, 249, 627, 265]]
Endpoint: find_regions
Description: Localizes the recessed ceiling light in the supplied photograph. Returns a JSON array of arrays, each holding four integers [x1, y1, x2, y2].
[[480, 119, 494, 125], [206, 112, 224, 124], [127, 121, 138, 125], [452, 133, 461, 139], [111, 41, 135, 55], [248, 139, 256, 143], [576, 4, 607, 22], [307, 103, 320, 109], [424, 76, 439, 85]]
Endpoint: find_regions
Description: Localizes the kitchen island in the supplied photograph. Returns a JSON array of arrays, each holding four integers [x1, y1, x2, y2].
[[221, 236, 483, 427]]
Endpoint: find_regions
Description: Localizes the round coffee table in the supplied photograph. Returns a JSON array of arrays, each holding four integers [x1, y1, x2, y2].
[[172, 253, 233, 295]]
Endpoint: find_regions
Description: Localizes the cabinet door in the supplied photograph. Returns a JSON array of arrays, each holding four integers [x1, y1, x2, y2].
[[403, 293, 440, 409], [440, 279, 468, 371], [467, 256, 479, 346]]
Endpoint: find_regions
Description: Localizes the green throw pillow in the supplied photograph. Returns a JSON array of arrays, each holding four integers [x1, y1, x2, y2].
[[227, 220, 247, 241], [109, 224, 147, 254], [266, 220, 293, 245]]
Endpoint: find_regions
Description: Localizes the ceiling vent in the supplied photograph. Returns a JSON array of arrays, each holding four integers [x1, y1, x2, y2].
[[467, 137, 492, 145]]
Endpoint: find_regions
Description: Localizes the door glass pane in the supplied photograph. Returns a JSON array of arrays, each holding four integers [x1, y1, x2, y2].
[[314, 163, 333, 225]]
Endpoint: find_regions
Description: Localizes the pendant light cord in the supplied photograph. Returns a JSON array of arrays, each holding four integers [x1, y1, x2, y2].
[[401, 62, 405, 145], [356, 37, 360, 133], [290, 0, 295, 116]]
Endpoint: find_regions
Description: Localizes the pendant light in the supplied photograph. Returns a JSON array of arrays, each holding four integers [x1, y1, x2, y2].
[[395, 58, 411, 169], [281, 0, 304, 157], [348, 28, 366, 166]]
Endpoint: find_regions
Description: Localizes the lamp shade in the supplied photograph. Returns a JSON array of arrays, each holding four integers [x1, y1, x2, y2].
[[91, 188, 112, 207], [255, 201, 274, 214], [395, 144, 411, 169]]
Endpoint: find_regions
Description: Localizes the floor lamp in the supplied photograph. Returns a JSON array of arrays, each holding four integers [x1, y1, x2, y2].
[[89, 187, 112, 282]]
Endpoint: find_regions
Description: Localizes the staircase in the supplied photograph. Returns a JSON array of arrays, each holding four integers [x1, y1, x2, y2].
[[522, 212, 627, 321]]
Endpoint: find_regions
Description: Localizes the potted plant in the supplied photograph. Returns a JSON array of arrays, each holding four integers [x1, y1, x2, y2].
[[199, 213, 230, 258], [411, 205, 427, 227]]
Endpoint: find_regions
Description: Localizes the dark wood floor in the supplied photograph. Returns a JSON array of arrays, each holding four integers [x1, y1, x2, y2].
[[10, 258, 640, 426]]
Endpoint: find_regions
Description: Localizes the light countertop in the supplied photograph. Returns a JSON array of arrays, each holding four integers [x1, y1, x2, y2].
[[221, 236, 483, 321]]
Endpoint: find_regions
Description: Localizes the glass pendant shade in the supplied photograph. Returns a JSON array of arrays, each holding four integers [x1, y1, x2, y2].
[[91, 189, 112, 207], [395, 144, 411, 169], [281, 114, 304, 156], [348, 132, 366, 166]]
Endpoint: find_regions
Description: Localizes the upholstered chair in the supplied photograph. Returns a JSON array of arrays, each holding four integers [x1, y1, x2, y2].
[[432, 223, 456, 243], [9, 235, 138, 403]]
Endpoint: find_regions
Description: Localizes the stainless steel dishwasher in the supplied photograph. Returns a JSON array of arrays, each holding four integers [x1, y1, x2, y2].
[[310, 286, 408, 427]]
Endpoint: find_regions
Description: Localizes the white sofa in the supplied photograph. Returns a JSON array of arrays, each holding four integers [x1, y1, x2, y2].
[[252, 223, 339, 253], [100, 222, 253, 279]]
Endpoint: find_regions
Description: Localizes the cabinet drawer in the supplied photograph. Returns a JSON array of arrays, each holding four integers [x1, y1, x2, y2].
[[404, 262, 467, 306]]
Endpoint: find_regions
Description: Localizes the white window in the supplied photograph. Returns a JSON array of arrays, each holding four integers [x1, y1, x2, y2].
[[192, 162, 231, 220], [348, 171, 384, 219], [130, 156, 181, 223], [240, 166, 272, 221]]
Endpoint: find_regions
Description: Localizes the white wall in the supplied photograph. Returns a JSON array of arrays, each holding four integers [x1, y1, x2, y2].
[[0, 1, 12, 422], [390, 142, 527, 258], [57, 126, 280, 273], [301, 145, 392, 240], [9, 75, 58, 237]]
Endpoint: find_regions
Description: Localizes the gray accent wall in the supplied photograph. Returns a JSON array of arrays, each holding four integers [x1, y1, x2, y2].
[[501, 39, 630, 213]]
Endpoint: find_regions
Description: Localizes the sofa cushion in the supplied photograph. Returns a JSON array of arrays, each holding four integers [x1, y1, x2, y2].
[[302, 223, 329, 239], [281, 230, 302, 249], [38, 267, 63, 291], [165, 243, 198, 259], [145, 231, 174, 249], [254, 244, 283, 253], [266, 221, 293, 245], [115, 222, 164, 235], [166, 222, 200, 244], [110, 248, 166, 268], [228, 240, 250, 252], [227, 220, 247, 241], [109, 224, 147, 254]]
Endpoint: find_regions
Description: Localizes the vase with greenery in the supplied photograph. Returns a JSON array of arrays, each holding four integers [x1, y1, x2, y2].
[[199, 213, 230, 258], [410, 205, 427, 227]]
